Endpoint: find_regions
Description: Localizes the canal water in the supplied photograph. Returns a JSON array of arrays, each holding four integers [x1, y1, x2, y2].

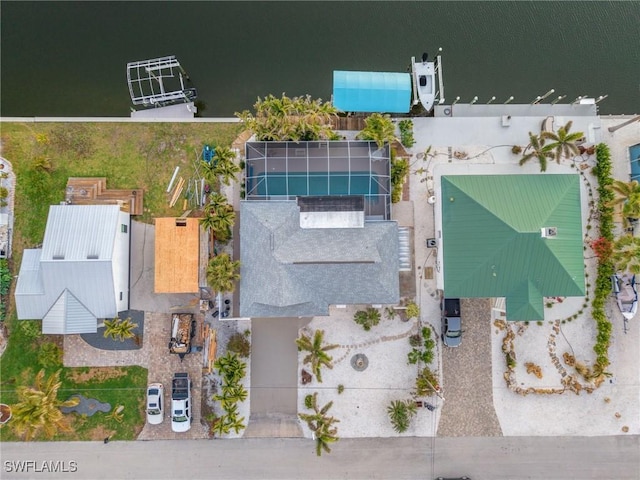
[[1, 1, 638, 117]]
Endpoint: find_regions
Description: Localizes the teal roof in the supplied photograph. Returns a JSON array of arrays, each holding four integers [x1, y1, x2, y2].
[[333, 71, 411, 113], [441, 174, 585, 321]]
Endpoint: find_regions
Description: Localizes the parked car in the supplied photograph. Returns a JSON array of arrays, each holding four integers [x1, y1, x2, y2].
[[146, 383, 164, 425], [441, 297, 462, 347], [171, 373, 192, 433]]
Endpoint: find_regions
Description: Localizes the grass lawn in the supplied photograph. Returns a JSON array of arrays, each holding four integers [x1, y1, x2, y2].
[[0, 121, 242, 441]]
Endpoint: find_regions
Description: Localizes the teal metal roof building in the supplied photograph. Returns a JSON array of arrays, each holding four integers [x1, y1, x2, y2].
[[333, 71, 411, 113], [441, 174, 585, 321]]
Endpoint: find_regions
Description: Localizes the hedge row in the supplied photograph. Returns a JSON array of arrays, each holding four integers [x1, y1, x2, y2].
[[592, 143, 614, 368]]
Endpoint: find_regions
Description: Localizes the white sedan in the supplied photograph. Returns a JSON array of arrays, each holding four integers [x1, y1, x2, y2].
[[146, 383, 164, 425]]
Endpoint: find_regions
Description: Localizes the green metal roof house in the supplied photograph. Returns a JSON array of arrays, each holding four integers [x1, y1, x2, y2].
[[441, 174, 585, 321]]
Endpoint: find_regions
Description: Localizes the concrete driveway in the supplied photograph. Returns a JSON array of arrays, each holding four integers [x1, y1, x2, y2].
[[244, 317, 309, 437]]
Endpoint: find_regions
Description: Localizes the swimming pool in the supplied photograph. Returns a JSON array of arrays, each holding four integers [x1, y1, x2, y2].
[[630, 143, 640, 181]]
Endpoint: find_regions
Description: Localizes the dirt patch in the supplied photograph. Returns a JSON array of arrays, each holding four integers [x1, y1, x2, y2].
[[86, 424, 116, 441], [66, 367, 128, 384]]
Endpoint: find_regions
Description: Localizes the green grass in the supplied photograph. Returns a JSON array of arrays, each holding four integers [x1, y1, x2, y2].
[[0, 121, 242, 440]]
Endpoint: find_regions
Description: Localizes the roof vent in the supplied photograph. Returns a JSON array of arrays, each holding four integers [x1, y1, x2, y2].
[[541, 227, 557, 238]]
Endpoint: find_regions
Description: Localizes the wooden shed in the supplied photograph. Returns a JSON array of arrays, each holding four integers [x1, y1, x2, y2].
[[154, 217, 200, 293]]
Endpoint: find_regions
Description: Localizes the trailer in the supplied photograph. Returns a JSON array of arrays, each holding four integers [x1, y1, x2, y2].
[[168, 313, 196, 358]]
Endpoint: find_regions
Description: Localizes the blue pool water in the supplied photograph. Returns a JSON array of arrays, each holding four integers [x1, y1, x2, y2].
[[631, 144, 640, 182]]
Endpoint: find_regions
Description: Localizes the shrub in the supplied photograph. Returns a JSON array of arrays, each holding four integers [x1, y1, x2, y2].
[[415, 367, 439, 396], [353, 308, 381, 331], [304, 394, 314, 409], [38, 342, 62, 368], [227, 332, 251, 358], [405, 302, 420, 320], [591, 143, 614, 368], [387, 399, 417, 433], [408, 333, 422, 348], [0, 259, 11, 296], [391, 156, 409, 203], [398, 119, 415, 148], [19, 320, 42, 340], [337, 384, 344, 395], [0, 186, 8, 199]]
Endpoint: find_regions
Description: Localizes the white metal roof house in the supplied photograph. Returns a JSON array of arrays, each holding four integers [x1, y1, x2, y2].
[[14, 204, 130, 334]]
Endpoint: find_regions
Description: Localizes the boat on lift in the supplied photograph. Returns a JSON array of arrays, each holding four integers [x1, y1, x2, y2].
[[411, 52, 436, 112], [612, 273, 638, 320]]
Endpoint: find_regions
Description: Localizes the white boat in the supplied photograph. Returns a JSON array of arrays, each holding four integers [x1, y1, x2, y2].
[[612, 273, 638, 320], [411, 53, 436, 112]]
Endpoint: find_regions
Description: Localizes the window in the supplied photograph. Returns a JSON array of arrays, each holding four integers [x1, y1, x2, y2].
[[119, 292, 123, 301], [121, 224, 128, 233]]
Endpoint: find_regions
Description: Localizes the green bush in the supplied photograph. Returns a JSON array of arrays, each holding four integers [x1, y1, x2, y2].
[[304, 394, 314, 409], [353, 308, 381, 331], [19, 320, 42, 340], [398, 119, 415, 148], [38, 342, 63, 368], [391, 156, 409, 204], [0, 259, 11, 296], [227, 332, 251, 358], [590, 143, 614, 368], [415, 367, 439, 396], [405, 302, 420, 320]]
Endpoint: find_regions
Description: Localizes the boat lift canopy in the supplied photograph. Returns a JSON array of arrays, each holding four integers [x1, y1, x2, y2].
[[127, 55, 196, 107], [333, 71, 411, 113]]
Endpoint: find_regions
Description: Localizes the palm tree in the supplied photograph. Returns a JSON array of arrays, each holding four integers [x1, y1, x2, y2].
[[214, 352, 247, 384], [353, 308, 381, 331], [296, 330, 339, 383], [215, 384, 248, 408], [519, 132, 552, 172], [212, 146, 242, 186], [10, 369, 79, 440], [357, 113, 396, 148], [103, 317, 137, 342], [612, 235, 640, 274], [298, 392, 340, 456], [203, 199, 235, 242], [387, 399, 418, 433], [607, 180, 640, 227], [206, 253, 240, 294], [236, 93, 337, 141], [212, 414, 232, 436], [540, 120, 584, 163]]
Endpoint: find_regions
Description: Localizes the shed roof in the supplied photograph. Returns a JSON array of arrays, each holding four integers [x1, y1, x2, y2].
[[441, 174, 585, 320], [333, 71, 411, 113], [154, 217, 200, 293], [240, 201, 399, 318]]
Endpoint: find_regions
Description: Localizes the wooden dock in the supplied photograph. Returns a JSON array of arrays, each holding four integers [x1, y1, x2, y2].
[[65, 177, 144, 215]]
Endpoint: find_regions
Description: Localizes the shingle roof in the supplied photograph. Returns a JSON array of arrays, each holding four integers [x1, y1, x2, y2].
[[240, 201, 399, 318], [441, 174, 585, 320]]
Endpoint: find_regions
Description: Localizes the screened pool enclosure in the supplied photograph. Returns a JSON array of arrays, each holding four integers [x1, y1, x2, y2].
[[245, 141, 392, 220]]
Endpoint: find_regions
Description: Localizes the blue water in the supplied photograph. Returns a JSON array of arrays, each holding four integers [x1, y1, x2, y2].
[[631, 144, 640, 182]]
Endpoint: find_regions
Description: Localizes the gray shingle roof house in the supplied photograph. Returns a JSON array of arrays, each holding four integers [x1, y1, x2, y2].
[[15, 204, 130, 334], [240, 200, 399, 318]]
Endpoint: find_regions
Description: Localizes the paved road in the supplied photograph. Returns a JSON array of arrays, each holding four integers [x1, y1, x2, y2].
[[2, 436, 638, 480]]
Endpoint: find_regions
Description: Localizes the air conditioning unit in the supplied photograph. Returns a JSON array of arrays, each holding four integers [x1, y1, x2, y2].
[[426, 238, 437, 248], [541, 227, 557, 238]]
